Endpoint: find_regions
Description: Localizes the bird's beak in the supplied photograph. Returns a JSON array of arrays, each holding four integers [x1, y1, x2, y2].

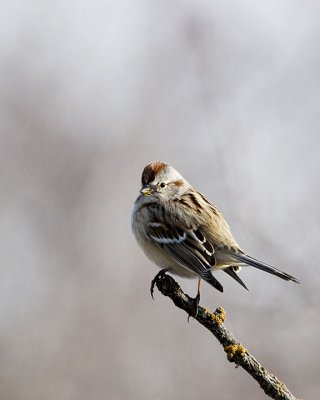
[[140, 184, 153, 196]]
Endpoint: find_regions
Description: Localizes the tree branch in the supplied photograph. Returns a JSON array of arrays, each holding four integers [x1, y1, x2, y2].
[[153, 272, 300, 400]]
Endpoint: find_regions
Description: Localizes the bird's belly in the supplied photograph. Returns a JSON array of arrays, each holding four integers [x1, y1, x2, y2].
[[140, 239, 197, 279]]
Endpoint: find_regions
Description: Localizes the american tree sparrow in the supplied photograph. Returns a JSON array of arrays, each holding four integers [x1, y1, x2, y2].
[[132, 162, 299, 300]]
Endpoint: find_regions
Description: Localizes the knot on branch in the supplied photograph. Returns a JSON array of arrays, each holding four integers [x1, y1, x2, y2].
[[154, 271, 179, 296]]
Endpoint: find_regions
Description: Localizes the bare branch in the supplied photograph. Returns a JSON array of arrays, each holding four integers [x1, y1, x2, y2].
[[153, 273, 300, 400]]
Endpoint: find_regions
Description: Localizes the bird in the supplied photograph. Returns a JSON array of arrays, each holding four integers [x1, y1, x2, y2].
[[132, 161, 299, 301]]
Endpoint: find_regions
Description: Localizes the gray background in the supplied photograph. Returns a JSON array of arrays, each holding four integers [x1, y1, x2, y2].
[[1, 1, 319, 399]]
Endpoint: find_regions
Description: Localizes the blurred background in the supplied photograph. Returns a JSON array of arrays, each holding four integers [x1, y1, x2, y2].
[[1, 1, 319, 399]]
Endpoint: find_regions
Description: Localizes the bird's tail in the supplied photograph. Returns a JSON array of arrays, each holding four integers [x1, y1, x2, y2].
[[223, 267, 249, 290], [232, 253, 300, 283], [201, 270, 224, 292]]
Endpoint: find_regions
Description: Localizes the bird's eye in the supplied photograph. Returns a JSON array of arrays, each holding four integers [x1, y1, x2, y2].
[[160, 182, 166, 188]]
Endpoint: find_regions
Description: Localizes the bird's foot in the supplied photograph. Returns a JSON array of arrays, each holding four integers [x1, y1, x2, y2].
[[187, 292, 201, 322], [150, 268, 170, 299]]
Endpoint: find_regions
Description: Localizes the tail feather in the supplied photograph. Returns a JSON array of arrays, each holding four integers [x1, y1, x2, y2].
[[223, 267, 249, 291], [232, 253, 300, 283], [202, 270, 224, 292]]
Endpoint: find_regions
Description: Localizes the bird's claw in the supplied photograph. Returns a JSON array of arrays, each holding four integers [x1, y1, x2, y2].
[[150, 268, 170, 299], [187, 292, 201, 322]]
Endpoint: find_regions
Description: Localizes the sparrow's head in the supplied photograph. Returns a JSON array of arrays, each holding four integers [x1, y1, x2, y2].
[[139, 161, 189, 201]]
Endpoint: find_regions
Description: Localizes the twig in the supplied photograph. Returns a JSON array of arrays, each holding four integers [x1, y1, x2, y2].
[[153, 272, 300, 400]]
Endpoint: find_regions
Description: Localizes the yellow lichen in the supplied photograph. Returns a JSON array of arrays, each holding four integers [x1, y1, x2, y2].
[[224, 344, 247, 361], [203, 306, 226, 325], [213, 307, 226, 325]]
